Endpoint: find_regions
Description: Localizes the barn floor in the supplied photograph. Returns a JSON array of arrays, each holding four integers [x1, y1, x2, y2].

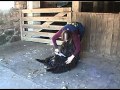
[[0, 41, 120, 89]]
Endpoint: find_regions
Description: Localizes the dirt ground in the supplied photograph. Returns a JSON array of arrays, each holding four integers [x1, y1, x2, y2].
[[0, 41, 120, 89]]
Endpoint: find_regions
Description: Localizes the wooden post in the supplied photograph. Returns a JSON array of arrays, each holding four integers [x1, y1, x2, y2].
[[27, 1, 33, 31], [33, 1, 41, 25], [72, 1, 81, 12], [19, 9, 23, 40], [72, 1, 81, 22], [27, 1, 41, 31]]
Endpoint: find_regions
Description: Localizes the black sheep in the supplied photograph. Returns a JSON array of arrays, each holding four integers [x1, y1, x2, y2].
[[36, 40, 80, 74]]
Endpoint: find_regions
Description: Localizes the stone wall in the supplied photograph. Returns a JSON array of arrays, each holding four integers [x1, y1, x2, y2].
[[0, 8, 21, 45]]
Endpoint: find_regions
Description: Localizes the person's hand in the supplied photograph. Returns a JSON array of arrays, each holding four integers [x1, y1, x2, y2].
[[54, 48, 60, 54], [65, 55, 75, 64]]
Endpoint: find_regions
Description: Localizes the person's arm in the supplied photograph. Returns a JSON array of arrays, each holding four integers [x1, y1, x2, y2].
[[65, 32, 81, 64], [72, 32, 81, 56], [51, 29, 63, 49]]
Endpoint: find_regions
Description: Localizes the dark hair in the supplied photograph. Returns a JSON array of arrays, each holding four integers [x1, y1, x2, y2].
[[61, 30, 72, 42]]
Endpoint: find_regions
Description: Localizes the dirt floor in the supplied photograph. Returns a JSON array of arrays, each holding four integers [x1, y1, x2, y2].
[[0, 41, 120, 89]]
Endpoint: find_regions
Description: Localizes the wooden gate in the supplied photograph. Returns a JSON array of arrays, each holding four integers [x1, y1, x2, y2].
[[20, 7, 72, 45]]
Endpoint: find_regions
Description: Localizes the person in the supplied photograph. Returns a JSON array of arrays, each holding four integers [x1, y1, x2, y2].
[[36, 22, 82, 73], [52, 22, 81, 65]]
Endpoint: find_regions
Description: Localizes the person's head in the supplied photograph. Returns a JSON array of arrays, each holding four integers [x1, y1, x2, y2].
[[61, 30, 72, 42]]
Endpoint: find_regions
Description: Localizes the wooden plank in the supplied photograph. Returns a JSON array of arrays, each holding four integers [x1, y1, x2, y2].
[[89, 13, 97, 53], [72, 1, 81, 12], [32, 1, 41, 25], [22, 37, 63, 45], [22, 24, 64, 30], [22, 7, 72, 13], [27, 1, 33, 31], [22, 31, 55, 38], [22, 37, 51, 43], [22, 17, 68, 22], [42, 12, 70, 26], [116, 13, 120, 57], [42, 21, 53, 26], [104, 14, 114, 55], [80, 13, 85, 25], [101, 14, 108, 56], [72, 12, 77, 22], [72, 1, 81, 22], [81, 13, 87, 51], [79, 13, 90, 52], [33, 1, 40, 9], [110, 14, 119, 55], [19, 9, 24, 40], [77, 13, 85, 52], [67, 12, 72, 23], [48, 12, 70, 17], [95, 14, 102, 54], [85, 13, 91, 52], [100, 14, 108, 55], [92, 13, 97, 53]]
